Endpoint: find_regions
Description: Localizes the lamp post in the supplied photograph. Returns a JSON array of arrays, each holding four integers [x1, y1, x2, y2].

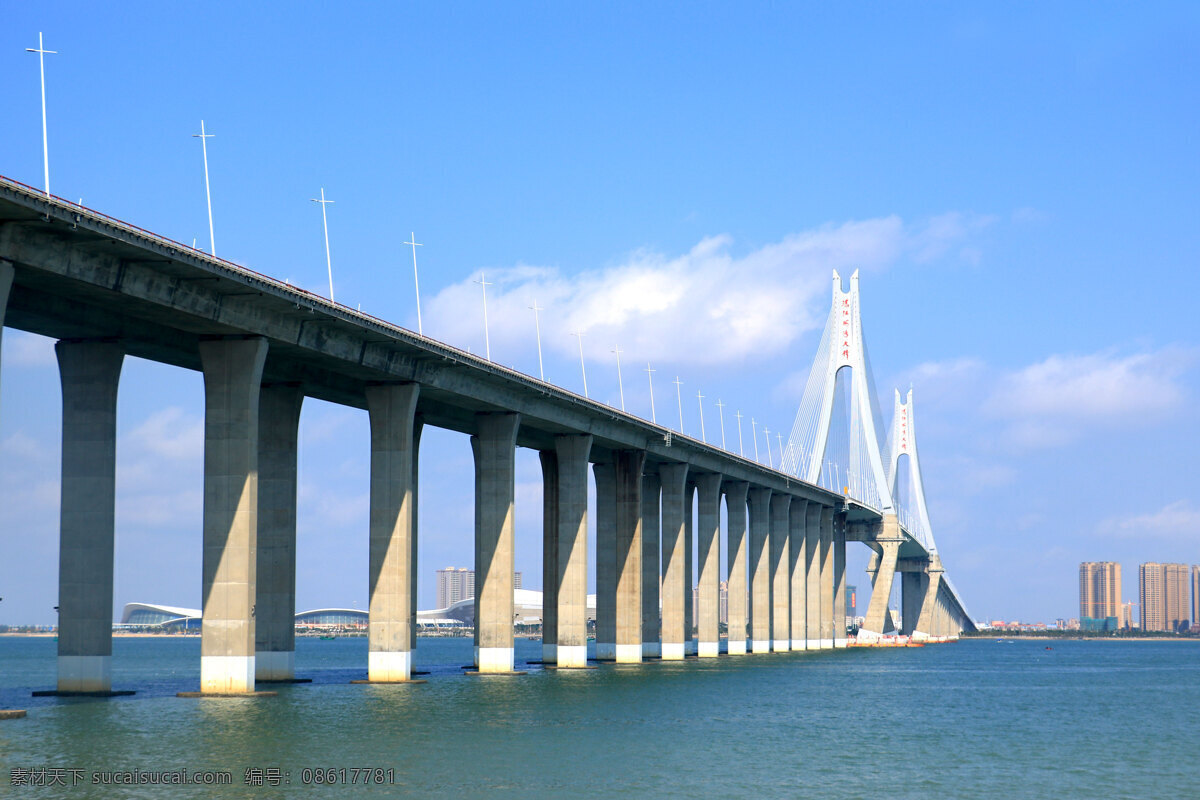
[[571, 332, 588, 397], [751, 418, 759, 462], [404, 233, 423, 335], [644, 363, 656, 423], [763, 427, 773, 468], [735, 410, 744, 457], [192, 121, 216, 256], [474, 273, 493, 361], [716, 399, 726, 450], [529, 300, 545, 381], [696, 391, 706, 443], [611, 345, 626, 411], [310, 188, 335, 302], [25, 32, 56, 198], [673, 377, 684, 433]]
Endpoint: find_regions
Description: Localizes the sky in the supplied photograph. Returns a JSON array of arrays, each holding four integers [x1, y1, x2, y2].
[[1, 3, 1198, 625]]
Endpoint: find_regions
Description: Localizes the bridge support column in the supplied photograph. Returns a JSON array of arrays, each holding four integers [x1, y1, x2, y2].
[[472, 413, 520, 673], [860, 514, 901, 639], [0, 260, 11, 398], [833, 511, 847, 647], [818, 506, 834, 649], [365, 385, 421, 681], [551, 435, 591, 667], [614, 451, 645, 663], [900, 570, 925, 637], [683, 482, 695, 655], [724, 482, 749, 655], [199, 337, 268, 694], [788, 500, 808, 650], [769, 493, 791, 652], [747, 487, 772, 653], [695, 474, 722, 657], [805, 504, 822, 649], [641, 471, 661, 658], [659, 463, 689, 659], [55, 341, 123, 693], [593, 461, 616, 660], [255, 384, 304, 681], [539, 450, 558, 664], [913, 557, 944, 641]]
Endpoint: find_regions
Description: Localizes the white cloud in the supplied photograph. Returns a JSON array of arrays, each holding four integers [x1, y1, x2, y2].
[[987, 348, 1192, 424], [124, 407, 204, 462], [1098, 500, 1200, 540], [424, 214, 987, 368], [1, 331, 56, 367]]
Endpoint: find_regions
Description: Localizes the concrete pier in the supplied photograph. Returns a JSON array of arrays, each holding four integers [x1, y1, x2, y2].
[[724, 482, 749, 655], [365, 384, 420, 682], [552, 435, 591, 667], [804, 504, 822, 650], [861, 514, 901, 638], [659, 463, 689, 660], [0, 260, 10, 398], [901, 569, 925, 637], [255, 384, 304, 681], [614, 450, 645, 663], [769, 493, 791, 652], [55, 341, 124, 693], [640, 471, 661, 658], [472, 413, 520, 673], [788, 499, 808, 651], [593, 461, 617, 660], [199, 337, 268, 694], [539, 450, 559, 664], [833, 511, 847, 647], [747, 487, 772, 654], [694, 474, 722, 658], [683, 482, 695, 655], [818, 506, 834, 649], [913, 555, 945, 641]]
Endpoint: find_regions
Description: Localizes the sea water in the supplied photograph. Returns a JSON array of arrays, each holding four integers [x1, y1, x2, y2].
[[1, 636, 1197, 798]]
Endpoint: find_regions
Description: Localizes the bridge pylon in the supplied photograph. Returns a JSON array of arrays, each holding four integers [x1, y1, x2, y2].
[[782, 270, 893, 513]]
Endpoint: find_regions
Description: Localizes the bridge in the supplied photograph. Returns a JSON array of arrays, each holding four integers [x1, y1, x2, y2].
[[0, 174, 973, 696]]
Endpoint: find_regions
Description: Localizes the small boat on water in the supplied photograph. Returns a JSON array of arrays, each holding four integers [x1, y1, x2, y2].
[[319, 634, 336, 641]]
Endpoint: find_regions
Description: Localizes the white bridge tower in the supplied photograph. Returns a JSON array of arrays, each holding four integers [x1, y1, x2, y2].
[[782, 270, 893, 514]]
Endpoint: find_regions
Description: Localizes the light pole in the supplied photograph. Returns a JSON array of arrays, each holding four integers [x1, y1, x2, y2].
[[571, 332, 588, 397], [474, 273, 493, 361], [763, 427, 773, 468], [751, 418, 759, 462], [735, 410, 744, 456], [716, 399, 726, 450], [612, 345, 625, 411], [192, 121, 216, 256], [529, 300, 545, 381], [696, 391, 706, 443], [644, 363, 656, 423], [25, 32, 56, 198], [310, 188, 335, 302], [404, 233, 423, 335], [776, 433, 784, 471], [673, 377, 684, 433]]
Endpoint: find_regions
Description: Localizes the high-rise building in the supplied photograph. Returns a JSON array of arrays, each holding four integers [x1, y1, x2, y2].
[[436, 567, 522, 609], [1192, 566, 1199, 632], [1119, 601, 1135, 630], [436, 567, 473, 609], [690, 582, 730, 626], [1140, 563, 1189, 632], [1079, 562, 1121, 622]]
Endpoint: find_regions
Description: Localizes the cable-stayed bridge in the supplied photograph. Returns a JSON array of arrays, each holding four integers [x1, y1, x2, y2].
[[0, 174, 972, 698], [783, 269, 974, 640]]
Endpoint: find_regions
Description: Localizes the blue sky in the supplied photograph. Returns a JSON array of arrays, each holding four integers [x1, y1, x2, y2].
[[1, 3, 1198, 625]]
